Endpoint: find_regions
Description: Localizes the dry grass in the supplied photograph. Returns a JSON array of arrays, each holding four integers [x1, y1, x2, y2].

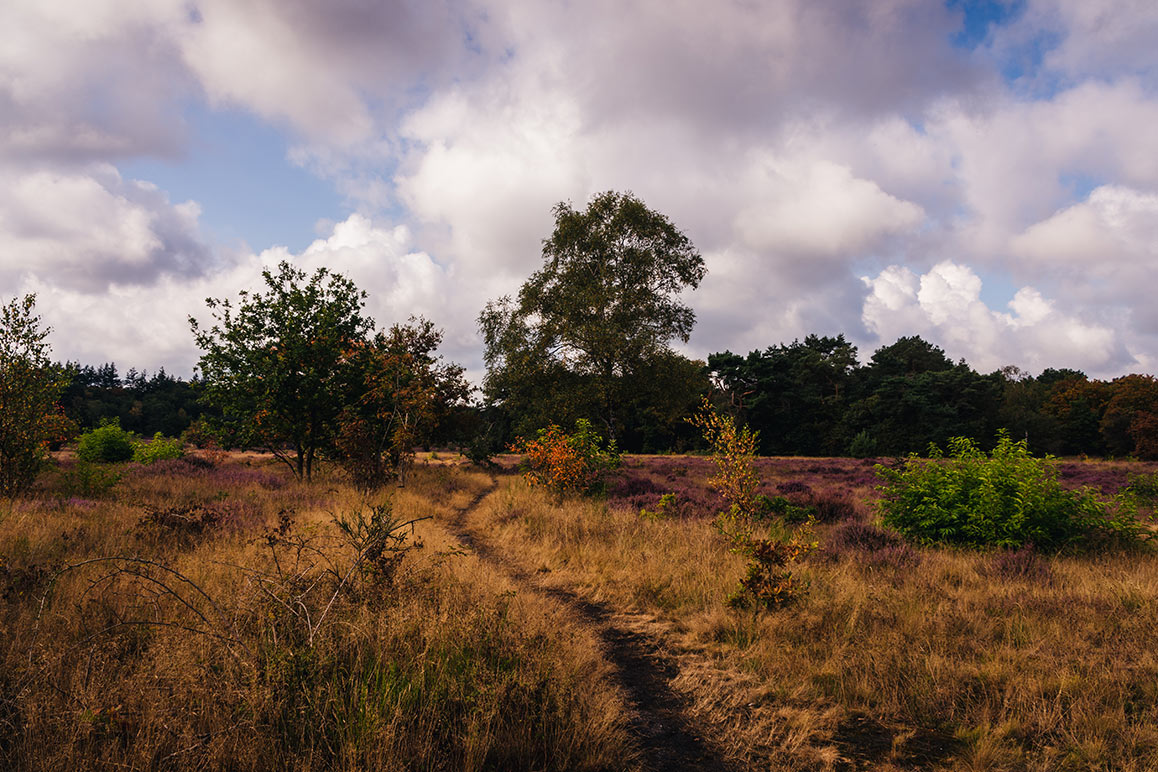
[[459, 457, 1158, 771], [6, 451, 1157, 770], [0, 454, 633, 771]]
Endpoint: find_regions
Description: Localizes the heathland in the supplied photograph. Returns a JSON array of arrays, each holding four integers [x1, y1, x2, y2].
[[2, 449, 1156, 771]]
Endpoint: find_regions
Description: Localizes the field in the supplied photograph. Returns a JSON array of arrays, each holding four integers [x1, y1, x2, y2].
[[2, 452, 1157, 771]]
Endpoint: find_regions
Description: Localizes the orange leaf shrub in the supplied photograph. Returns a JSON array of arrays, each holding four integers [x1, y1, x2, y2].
[[511, 419, 620, 498]]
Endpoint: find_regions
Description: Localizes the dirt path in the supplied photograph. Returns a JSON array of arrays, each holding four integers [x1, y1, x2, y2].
[[447, 474, 743, 772]]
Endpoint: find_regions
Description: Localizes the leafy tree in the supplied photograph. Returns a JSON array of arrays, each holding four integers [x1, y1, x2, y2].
[[863, 335, 954, 380], [59, 363, 203, 437], [709, 334, 858, 455], [995, 367, 1065, 455], [0, 295, 71, 497], [190, 261, 373, 480], [480, 191, 706, 446], [846, 336, 1001, 455], [334, 318, 470, 489], [1099, 374, 1158, 458], [1042, 375, 1110, 456]]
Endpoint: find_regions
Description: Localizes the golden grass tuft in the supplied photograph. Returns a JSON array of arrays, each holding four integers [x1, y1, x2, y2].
[[1, 455, 633, 771], [451, 459, 1158, 771]]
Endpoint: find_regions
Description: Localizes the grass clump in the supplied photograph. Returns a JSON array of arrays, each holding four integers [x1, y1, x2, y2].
[[877, 432, 1147, 550]]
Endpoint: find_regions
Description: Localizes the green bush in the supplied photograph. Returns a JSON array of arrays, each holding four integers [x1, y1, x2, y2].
[[133, 432, 185, 464], [876, 432, 1144, 550], [58, 461, 122, 498], [76, 418, 135, 463]]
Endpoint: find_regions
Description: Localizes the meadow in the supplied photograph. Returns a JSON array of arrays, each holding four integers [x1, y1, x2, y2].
[[2, 451, 1157, 771]]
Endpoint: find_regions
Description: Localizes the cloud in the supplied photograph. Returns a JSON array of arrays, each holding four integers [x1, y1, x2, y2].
[[0, 164, 212, 291], [5, 0, 1158, 386], [734, 159, 924, 258], [861, 261, 1131, 376], [992, 0, 1158, 85], [13, 214, 455, 375], [0, 0, 192, 164], [1011, 184, 1158, 269], [180, 0, 484, 146]]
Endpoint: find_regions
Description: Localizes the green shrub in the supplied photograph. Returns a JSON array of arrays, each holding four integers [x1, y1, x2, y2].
[[848, 429, 878, 458], [639, 492, 677, 520], [76, 418, 135, 463], [58, 461, 122, 498], [876, 432, 1144, 550], [132, 433, 185, 464]]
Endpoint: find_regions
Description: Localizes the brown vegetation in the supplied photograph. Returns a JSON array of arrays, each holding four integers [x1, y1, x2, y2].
[[0, 453, 631, 770], [460, 455, 1158, 771], [3, 452, 1157, 770]]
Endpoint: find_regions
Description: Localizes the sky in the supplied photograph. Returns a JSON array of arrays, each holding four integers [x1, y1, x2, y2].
[[3, 0, 1158, 383]]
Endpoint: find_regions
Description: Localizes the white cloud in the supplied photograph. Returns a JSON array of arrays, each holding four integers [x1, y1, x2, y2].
[[0, 0, 191, 163], [734, 159, 924, 257], [0, 164, 211, 291], [993, 0, 1158, 84], [12, 214, 456, 376], [1011, 184, 1158, 268], [5, 0, 1158, 385], [862, 261, 1129, 376]]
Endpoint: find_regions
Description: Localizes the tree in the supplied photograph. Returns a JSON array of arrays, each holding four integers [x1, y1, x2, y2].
[[846, 336, 1001, 455], [334, 318, 471, 489], [190, 262, 374, 480], [0, 295, 71, 497], [1100, 374, 1158, 458], [480, 191, 706, 446], [709, 334, 858, 455]]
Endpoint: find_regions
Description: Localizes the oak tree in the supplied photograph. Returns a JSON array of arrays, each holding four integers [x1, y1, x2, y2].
[[191, 262, 373, 480]]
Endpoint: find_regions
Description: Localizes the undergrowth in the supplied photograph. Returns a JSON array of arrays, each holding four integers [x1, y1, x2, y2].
[[876, 432, 1150, 550]]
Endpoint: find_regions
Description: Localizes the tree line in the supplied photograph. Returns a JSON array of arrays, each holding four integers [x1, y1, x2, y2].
[[3, 190, 1157, 497]]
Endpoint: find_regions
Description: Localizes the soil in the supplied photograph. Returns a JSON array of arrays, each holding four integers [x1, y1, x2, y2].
[[447, 474, 742, 772]]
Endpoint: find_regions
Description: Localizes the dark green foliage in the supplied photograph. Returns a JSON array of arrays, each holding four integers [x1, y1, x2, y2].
[[191, 261, 374, 480], [59, 363, 203, 438], [876, 433, 1145, 550], [0, 294, 72, 497], [480, 191, 707, 450], [76, 418, 136, 463], [847, 430, 878, 458], [709, 334, 858, 456], [847, 353, 1004, 457]]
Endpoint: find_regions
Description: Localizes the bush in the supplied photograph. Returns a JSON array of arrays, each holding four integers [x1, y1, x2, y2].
[[132, 433, 185, 464], [690, 399, 814, 611], [57, 460, 122, 498], [848, 429, 878, 458], [511, 419, 620, 498], [876, 432, 1144, 550], [76, 419, 135, 463]]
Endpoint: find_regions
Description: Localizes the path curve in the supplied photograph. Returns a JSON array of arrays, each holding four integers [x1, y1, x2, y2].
[[446, 473, 743, 772]]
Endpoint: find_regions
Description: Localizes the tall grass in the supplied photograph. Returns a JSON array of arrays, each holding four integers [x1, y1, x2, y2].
[[463, 456, 1158, 771], [0, 454, 632, 770]]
